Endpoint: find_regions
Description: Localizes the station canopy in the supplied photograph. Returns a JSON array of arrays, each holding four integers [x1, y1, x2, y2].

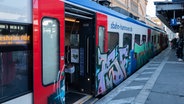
[[154, 0, 184, 33]]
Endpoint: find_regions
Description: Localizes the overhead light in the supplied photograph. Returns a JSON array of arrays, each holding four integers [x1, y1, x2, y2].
[[65, 17, 80, 23]]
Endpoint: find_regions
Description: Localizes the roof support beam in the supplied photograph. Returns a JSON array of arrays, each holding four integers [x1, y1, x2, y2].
[[156, 4, 184, 11]]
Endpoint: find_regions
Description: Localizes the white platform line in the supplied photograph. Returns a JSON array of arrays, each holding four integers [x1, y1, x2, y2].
[[121, 85, 144, 91], [148, 65, 159, 67], [145, 67, 157, 70], [141, 72, 154, 75], [134, 77, 150, 81], [107, 97, 135, 104]]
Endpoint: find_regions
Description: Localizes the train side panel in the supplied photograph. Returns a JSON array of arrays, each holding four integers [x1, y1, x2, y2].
[[33, 0, 65, 104], [95, 14, 165, 96], [95, 15, 147, 96]]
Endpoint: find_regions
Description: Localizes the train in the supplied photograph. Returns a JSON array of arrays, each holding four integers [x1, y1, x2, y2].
[[0, 0, 168, 104]]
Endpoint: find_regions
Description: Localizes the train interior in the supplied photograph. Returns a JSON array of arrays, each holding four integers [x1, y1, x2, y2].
[[64, 4, 96, 103]]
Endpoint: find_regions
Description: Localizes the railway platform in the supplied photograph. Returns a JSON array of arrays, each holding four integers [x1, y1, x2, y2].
[[92, 47, 184, 104]]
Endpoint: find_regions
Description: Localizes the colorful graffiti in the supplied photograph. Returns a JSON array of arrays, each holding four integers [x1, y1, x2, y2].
[[48, 70, 65, 104], [96, 45, 134, 95], [134, 42, 155, 69]]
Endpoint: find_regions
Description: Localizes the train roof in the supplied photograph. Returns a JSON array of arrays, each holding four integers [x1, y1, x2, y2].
[[65, 0, 165, 33]]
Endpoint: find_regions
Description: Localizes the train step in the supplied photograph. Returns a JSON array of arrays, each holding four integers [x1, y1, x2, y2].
[[83, 97, 99, 104], [73, 94, 92, 104]]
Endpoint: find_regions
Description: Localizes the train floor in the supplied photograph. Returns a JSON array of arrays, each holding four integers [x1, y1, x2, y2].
[[65, 91, 92, 104], [93, 47, 184, 104], [65, 76, 93, 104]]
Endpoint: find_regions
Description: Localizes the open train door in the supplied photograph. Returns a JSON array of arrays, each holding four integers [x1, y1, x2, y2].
[[33, 0, 65, 104], [95, 13, 108, 96]]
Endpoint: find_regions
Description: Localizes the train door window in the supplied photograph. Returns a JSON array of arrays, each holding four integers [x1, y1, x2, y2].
[[99, 26, 105, 53], [0, 23, 32, 103], [154, 35, 156, 44], [42, 18, 59, 86], [151, 36, 154, 43], [123, 33, 132, 51], [158, 35, 160, 43], [135, 34, 140, 45], [142, 35, 146, 43], [108, 32, 119, 51]]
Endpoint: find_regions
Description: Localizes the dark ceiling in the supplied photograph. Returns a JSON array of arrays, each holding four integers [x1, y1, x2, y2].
[[154, 1, 184, 33]]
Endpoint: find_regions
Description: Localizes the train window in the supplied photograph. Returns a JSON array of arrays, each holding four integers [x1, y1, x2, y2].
[[135, 34, 140, 45], [154, 35, 156, 44], [151, 36, 154, 43], [123, 33, 132, 51], [98, 26, 105, 53], [0, 23, 32, 103], [142, 35, 146, 43], [108, 32, 119, 51], [158, 35, 160, 43], [42, 18, 59, 86]]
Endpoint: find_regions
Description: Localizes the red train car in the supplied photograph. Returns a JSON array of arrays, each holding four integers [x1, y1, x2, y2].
[[0, 0, 168, 104]]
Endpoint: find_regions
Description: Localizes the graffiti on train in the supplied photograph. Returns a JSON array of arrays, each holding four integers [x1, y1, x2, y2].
[[48, 70, 65, 104], [96, 45, 130, 95]]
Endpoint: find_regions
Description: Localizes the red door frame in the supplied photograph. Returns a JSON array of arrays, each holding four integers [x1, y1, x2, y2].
[[96, 13, 108, 53], [33, 0, 65, 104]]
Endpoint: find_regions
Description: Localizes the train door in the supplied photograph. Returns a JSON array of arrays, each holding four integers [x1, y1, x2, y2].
[[33, 0, 65, 104], [95, 13, 108, 96], [64, 3, 96, 103]]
